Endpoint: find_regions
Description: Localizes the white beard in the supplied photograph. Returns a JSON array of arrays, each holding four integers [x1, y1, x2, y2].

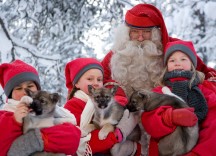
[[110, 24, 164, 97]]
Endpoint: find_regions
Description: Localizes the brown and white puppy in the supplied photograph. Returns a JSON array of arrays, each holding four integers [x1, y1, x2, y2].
[[83, 85, 124, 140], [22, 89, 60, 134], [85, 85, 140, 141], [21, 89, 67, 156], [127, 89, 199, 156]]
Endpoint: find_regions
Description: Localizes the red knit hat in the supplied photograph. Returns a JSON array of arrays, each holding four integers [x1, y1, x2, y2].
[[0, 60, 41, 97], [65, 58, 104, 92], [125, 4, 169, 49], [164, 40, 197, 67]]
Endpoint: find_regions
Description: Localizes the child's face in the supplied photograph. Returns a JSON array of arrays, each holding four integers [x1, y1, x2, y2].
[[167, 51, 192, 72], [75, 69, 103, 95], [12, 81, 38, 101]]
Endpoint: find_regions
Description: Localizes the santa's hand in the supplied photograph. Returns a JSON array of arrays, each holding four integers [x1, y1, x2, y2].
[[116, 109, 139, 141]]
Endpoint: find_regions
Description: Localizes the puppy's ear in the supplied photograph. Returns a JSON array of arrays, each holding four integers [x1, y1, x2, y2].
[[138, 92, 146, 99], [111, 85, 118, 95], [88, 85, 94, 95], [50, 93, 60, 104], [24, 88, 34, 97]]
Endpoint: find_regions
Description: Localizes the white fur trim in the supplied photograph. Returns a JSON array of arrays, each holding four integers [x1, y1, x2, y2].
[[3, 96, 33, 112], [162, 86, 185, 102], [77, 135, 92, 156], [75, 90, 95, 156], [54, 105, 77, 125], [2, 99, 21, 112]]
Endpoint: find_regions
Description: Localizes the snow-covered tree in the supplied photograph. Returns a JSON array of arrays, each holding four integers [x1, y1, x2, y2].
[[0, 0, 215, 106]]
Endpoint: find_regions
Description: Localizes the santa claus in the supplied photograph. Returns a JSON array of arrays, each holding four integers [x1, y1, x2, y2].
[[101, 3, 216, 156], [102, 4, 215, 98]]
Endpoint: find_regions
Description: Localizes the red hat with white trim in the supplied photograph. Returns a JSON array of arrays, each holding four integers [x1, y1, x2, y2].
[[0, 60, 41, 97], [125, 4, 169, 48], [164, 40, 197, 67], [65, 58, 104, 92]]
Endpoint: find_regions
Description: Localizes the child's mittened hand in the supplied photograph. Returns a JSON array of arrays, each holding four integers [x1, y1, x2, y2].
[[14, 103, 29, 123], [162, 107, 198, 127], [172, 108, 198, 127]]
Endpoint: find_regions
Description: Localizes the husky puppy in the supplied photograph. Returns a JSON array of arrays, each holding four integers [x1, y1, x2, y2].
[[85, 85, 140, 141], [22, 89, 67, 156], [23, 89, 60, 134], [127, 88, 199, 156]]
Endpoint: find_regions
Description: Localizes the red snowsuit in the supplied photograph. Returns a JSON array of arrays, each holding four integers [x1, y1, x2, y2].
[[64, 96, 119, 154], [0, 109, 81, 156]]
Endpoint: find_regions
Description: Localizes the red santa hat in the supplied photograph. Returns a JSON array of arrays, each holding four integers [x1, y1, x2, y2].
[[0, 60, 41, 97], [125, 3, 169, 49], [65, 58, 104, 92], [164, 40, 197, 67]]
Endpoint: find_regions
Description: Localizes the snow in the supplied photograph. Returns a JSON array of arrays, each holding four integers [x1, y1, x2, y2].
[[0, 25, 13, 58], [0, 0, 215, 105], [204, 2, 216, 20]]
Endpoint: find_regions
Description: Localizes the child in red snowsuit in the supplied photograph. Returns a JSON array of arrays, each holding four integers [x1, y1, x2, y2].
[[64, 58, 139, 156], [0, 60, 81, 156], [142, 40, 216, 156]]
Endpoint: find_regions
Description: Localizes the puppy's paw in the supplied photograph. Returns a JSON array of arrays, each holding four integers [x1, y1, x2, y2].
[[81, 124, 96, 137], [98, 129, 110, 140], [20, 96, 33, 105], [98, 124, 115, 140]]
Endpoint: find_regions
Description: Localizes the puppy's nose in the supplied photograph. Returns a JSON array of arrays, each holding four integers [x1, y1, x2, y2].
[[30, 100, 43, 115], [126, 104, 137, 112], [98, 103, 107, 109]]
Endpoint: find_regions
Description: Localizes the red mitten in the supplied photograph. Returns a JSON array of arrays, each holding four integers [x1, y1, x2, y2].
[[184, 151, 198, 156], [40, 123, 81, 154], [88, 129, 118, 154], [162, 107, 198, 127], [114, 95, 128, 106]]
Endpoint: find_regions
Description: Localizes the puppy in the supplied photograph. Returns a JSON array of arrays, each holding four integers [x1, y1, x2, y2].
[[82, 85, 123, 140], [22, 89, 70, 156], [22, 89, 60, 134], [84, 85, 140, 141], [127, 88, 199, 156]]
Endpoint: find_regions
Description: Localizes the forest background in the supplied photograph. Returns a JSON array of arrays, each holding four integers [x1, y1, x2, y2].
[[0, 0, 216, 106]]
